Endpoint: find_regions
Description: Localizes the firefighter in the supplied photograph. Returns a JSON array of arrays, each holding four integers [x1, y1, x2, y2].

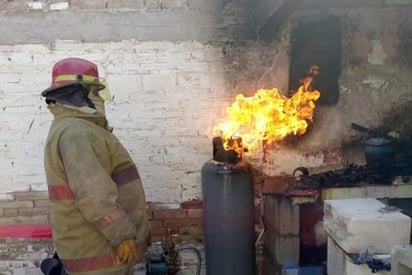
[[41, 57, 149, 275]]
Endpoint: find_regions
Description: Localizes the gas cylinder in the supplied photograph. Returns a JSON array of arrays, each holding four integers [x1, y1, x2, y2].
[[201, 160, 256, 275]]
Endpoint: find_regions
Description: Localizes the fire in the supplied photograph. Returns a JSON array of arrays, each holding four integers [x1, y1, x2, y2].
[[211, 67, 320, 153]]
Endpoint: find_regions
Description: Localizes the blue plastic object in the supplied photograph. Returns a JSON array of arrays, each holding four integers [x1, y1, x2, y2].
[[146, 261, 167, 275]]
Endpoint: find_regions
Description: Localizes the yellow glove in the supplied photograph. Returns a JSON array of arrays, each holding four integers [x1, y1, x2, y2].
[[115, 239, 136, 264]]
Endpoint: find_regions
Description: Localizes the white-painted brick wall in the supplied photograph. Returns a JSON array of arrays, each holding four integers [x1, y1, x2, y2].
[[0, 40, 227, 203]]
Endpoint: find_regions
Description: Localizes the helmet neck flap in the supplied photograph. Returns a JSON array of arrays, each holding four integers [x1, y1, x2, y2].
[[43, 82, 96, 109]]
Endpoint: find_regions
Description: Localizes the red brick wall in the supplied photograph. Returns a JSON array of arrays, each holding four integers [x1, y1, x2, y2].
[[147, 199, 204, 243], [1, 191, 263, 244], [0, 191, 50, 224], [0, 191, 206, 242]]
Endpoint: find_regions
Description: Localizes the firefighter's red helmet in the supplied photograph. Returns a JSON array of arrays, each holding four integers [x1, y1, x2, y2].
[[41, 57, 105, 96]]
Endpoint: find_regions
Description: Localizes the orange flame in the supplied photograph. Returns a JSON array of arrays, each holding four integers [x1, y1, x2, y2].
[[211, 68, 320, 153]]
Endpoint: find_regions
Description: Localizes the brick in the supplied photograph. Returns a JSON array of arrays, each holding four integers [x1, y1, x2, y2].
[[179, 226, 203, 236], [262, 176, 296, 194], [34, 200, 50, 208], [70, 0, 107, 10], [0, 194, 15, 202], [166, 226, 179, 235], [0, 201, 33, 209], [149, 226, 166, 236], [107, 0, 143, 9], [148, 202, 181, 210], [153, 209, 187, 219], [163, 218, 201, 227], [264, 195, 300, 236], [324, 198, 411, 253], [160, 0, 188, 9], [18, 207, 49, 217], [27, 2, 43, 10], [265, 229, 300, 267], [186, 209, 202, 218], [0, 216, 49, 224], [187, 0, 224, 9], [144, 0, 160, 9], [151, 235, 164, 242], [147, 208, 153, 220], [141, 72, 177, 92], [174, 234, 203, 243], [4, 209, 18, 217], [14, 191, 48, 201], [181, 199, 202, 209], [0, 1, 27, 12], [149, 219, 163, 228], [146, 202, 155, 211], [49, 2, 70, 10]]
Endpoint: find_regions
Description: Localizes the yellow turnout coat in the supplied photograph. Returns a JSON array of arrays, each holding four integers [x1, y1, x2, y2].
[[44, 105, 149, 275]]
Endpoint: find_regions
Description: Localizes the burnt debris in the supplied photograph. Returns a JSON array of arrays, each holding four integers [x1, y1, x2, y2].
[[293, 154, 412, 189]]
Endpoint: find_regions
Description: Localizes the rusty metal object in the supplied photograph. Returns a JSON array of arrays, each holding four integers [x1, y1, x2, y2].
[[212, 136, 243, 164], [166, 227, 179, 275]]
